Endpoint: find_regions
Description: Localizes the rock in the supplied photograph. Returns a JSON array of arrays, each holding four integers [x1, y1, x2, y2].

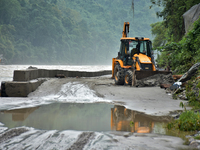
[[178, 62, 200, 82], [189, 141, 199, 148], [177, 90, 187, 100], [27, 66, 38, 70]]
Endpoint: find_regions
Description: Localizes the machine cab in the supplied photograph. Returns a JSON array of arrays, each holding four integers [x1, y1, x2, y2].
[[118, 37, 153, 66]]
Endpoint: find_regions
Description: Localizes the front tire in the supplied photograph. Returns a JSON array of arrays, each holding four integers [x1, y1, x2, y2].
[[114, 63, 124, 85], [124, 70, 133, 86]]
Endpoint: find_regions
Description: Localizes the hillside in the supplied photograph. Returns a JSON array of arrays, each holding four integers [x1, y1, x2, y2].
[[0, 0, 161, 65]]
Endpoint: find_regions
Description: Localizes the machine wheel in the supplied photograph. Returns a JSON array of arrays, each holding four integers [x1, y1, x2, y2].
[[124, 70, 133, 86], [114, 63, 124, 85]]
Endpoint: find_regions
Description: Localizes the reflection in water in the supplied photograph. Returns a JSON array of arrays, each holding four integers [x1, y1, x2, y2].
[[111, 106, 171, 133], [0, 103, 171, 133], [0, 103, 113, 131], [3, 107, 39, 121]]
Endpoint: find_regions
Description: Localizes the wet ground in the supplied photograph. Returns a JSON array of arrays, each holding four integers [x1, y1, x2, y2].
[[0, 65, 192, 149], [0, 103, 170, 132], [0, 103, 191, 150]]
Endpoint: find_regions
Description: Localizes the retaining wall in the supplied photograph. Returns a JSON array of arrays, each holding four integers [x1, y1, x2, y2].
[[1, 79, 46, 97], [13, 69, 112, 81], [1, 69, 112, 97]]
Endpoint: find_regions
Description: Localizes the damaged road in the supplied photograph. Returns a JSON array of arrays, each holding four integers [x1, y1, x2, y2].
[[0, 73, 190, 150], [24, 75, 185, 116], [0, 126, 190, 150], [89, 75, 185, 116]]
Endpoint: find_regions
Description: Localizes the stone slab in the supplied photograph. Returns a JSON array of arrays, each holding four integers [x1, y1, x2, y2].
[[1, 79, 46, 97]]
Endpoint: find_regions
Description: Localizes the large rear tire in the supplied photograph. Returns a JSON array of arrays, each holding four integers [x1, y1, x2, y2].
[[114, 63, 124, 85], [124, 70, 133, 86]]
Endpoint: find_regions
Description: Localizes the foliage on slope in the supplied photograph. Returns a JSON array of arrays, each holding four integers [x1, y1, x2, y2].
[[150, 1, 200, 134], [150, 0, 200, 73], [156, 18, 200, 73], [167, 110, 200, 131], [0, 0, 161, 64]]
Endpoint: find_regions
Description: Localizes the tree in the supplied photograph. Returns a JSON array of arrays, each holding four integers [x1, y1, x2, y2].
[[150, 0, 200, 42], [0, 0, 21, 24], [150, 21, 167, 49]]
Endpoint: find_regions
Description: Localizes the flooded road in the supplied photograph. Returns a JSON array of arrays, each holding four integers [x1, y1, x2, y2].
[[0, 103, 190, 150], [0, 103, 170, 133], [0, 65, 190, 149], [0, 103, 113, 131]]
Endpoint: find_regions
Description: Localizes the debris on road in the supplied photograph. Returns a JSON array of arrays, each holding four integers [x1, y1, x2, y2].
[[167, 62, 200, 100]]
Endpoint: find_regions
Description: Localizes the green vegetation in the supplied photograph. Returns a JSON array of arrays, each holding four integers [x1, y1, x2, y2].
[[149, 0, 200, 134], [186, 76, 200, 109], [167, 102, 200, 132], [0, 0, 161, 65], [167, 76, 200, 133], [194, 134, 200, 140], [168, 81, 200, 132], [150, 0, 200, 73], [167, 110, 200, 131], [156, 18, 200, 73]]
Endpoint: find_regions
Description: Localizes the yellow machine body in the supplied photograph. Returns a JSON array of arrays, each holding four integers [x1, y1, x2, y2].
[[112, 22, 168, 85]]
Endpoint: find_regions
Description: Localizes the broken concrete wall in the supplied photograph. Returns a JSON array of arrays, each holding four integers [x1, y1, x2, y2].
[[1, 79, 46, 97], [1, 69, 112, 97], [13, 69, 112, 81]]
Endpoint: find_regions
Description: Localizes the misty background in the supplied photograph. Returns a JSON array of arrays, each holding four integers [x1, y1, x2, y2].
[[0, 0, 161, 65]]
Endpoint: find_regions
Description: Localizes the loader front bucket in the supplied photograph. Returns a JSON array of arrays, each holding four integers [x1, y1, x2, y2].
[[135, 70, 172, 80], [132, 70, 173, 87]]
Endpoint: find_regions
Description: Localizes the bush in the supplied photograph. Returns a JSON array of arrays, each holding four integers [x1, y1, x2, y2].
[[168, 110, 200, 131], [178, 111, 200, 131]]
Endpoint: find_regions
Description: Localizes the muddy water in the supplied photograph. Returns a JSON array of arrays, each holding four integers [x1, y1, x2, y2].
[[0, 103, 170, 133]]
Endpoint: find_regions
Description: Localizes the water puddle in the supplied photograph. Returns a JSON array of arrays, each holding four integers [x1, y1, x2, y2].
[[0, 103, 171, 133]]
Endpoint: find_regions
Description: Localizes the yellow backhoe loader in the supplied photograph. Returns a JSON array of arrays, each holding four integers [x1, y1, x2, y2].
[[112, 22, 170, 86]]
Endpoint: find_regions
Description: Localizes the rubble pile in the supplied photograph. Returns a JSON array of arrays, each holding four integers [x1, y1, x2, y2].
[[168, 62, 200, 100]]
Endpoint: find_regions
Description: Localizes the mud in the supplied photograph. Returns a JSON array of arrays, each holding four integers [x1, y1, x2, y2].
[[0, 128, 28, 143], [0, 127, 191, 150], [67, 132, 95, 150]]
